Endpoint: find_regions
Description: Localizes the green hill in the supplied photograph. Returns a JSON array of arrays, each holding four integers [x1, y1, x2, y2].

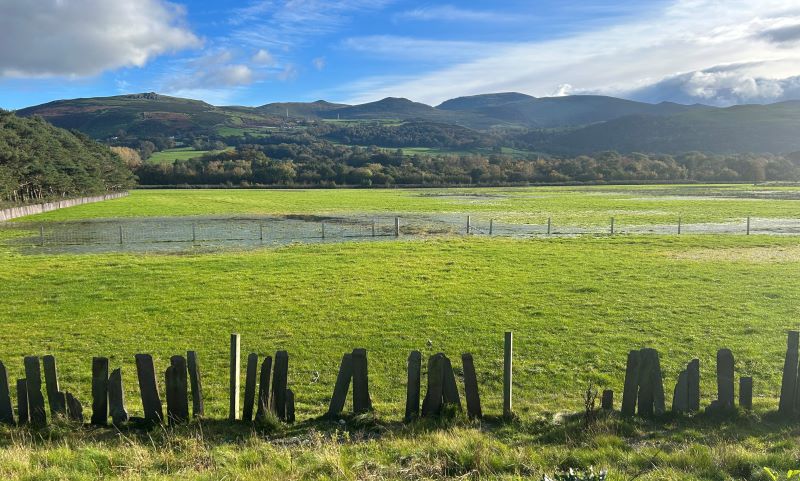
[[0, 111, 135, 204], [16, 93, 280, 139]]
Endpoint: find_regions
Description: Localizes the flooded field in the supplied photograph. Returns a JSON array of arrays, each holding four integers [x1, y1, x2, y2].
[[3, 213, 800, 254]]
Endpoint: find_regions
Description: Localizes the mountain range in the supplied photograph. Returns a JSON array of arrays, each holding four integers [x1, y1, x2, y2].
[[12, 92, 800, 154]]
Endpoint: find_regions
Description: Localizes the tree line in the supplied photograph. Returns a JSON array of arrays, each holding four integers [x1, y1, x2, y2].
[[134, 139, 800, 187], [0, 112, 135, 205]]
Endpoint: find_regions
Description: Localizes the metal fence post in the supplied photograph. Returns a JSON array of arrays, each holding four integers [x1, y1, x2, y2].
[[504, 331, 513, 419]]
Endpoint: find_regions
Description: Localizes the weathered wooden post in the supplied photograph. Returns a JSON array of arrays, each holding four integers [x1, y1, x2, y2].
[[187, 351, 204, 418], [165, 356, 189, 425], [352, 348, 372, 413], [192, 224, 197, 244], [255, 356, 272, 421], [108, 368, 128, 425], [24, 356, 46, 426], [243, 353, 258, 422], [229, 334, 241, 420], [285, 389, 295, 423], [503, 331, 513, 419], [371, 221, 376, 237], [489, 219, 494, 236], [746, 217, 751, 235], [65, 392, 83, 422], [135, 354, 163, 424], [462, 353, 482, 419], [442, 356, 461, 408], [39, 225, 44, 246], [547, 218, 552, 235], [321, 223, 326, 239], [678, 217, 682, 235], [271, 351, 289, 420], [421, 353, 445, 417], [466, 216, 471, 235], [43, 355, 65, 416], [16, 379, 28, 425], [687, 358, 700, 412], [91, 357, 109, 426], [405, 351, 421, 422], [611, 217, 615, 235], [601, 390, 614, 411], [259, 224, 264, 244], [779, 331, 799, 417], [672, 370, 689, 413], [395, 217, 400, 237], [327, 353, 353, 417], [119, 225, 123, 245], [717, 348, 735, 410], [621, 350, 641, 416], [740, 377, 753, 410], [0, 362, 13, 425]]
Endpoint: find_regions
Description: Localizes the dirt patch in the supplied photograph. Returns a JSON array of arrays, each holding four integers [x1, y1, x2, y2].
[[671, 246, 800, 263]]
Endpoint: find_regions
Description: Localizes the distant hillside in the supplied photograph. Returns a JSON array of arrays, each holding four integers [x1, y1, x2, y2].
[[533, 101, 800, 154], [322, 120, 495, 149], [256, 100, 349, 118], [440, 93, 710, 127], [0, 111, 134, 203], [16, 93, 281, 139]]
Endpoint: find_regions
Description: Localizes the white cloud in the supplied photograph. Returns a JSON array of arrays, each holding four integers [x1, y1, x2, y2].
[[340, 36, 506, 62], [395, 5, 525, 23], [0, 0, 200, 77], [334, 0, 800, 106], [312, 57, 326, 71], [166, 50, 255, 91], [252, 49, 276, 66]]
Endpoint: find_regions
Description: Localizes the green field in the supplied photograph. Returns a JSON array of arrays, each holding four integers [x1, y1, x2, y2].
[[2, 186, 800, 480], [147, 147, 234, 164]]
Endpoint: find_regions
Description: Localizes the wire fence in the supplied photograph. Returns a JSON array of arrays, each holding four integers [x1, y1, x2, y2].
[[2, 214, 800, 254]]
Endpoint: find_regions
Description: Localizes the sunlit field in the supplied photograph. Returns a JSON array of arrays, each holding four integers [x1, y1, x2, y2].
[[1, 185, 800, 480]]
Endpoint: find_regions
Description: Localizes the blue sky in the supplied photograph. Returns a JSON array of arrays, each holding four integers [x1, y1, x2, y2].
[[2, 0, 800, 110]]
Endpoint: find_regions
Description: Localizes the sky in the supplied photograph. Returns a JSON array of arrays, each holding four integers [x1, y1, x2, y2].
[[2, 0, 800, 110]]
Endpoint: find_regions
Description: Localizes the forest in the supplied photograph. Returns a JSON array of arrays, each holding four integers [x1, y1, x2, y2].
[[134, 136, 800, 187], [0, 111, 135, 205]]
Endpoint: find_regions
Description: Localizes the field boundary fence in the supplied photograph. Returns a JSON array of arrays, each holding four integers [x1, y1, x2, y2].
[[0, 192, 129, 222], [2, 214, 800, 252]]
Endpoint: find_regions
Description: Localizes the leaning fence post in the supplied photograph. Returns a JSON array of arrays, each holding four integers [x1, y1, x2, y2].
[[503, 331, 513, 419], [229, 333, 241, 420], [395, 217, 400, 237]]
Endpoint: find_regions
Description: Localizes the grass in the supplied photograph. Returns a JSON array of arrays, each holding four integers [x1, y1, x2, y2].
[[147, 148, 232, 164], [18, 184, 800, 227], [2, 186, 800, 479]]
